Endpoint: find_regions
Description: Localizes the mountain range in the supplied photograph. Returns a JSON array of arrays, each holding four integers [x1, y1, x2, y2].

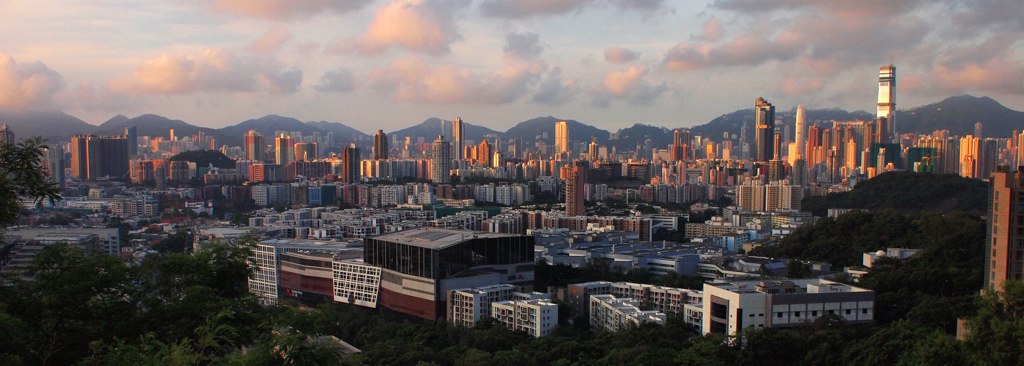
[[0, 95, 1019, 150]]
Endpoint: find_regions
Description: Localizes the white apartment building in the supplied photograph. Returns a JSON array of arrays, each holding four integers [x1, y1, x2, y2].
[[448, 284, 517, 328], [491, 299, 559, 337], [702, 279, 874, 337], [589, 294, 667, 332]]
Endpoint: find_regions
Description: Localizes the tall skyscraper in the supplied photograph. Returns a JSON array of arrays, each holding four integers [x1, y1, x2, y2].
[[244, 130, 266, 162], [795, 105, 806, 160], [124, 126, 137, 156], [477, 139, 491, 166], [69, 134, 129, 180], [45, 144, 66, 189], [985, 168, 1023, 292], [565, 165, 586, 216], [452, 117, 465, 161], [754, 97, 776, 162], [877, 65, 896, 138], [293, 142, 317, 162], [431, 135, 452, 183], [274, 134, 294, 165], [0, 123, 13, 143], [555, 121, 569, 157], [671, 129, 690, 161], [341, 144, 360, 183], [974, 122, 983, 139], [1016, 132, 1024, 170], [588, 138, 600, 161], [373, 129, 388, 160]]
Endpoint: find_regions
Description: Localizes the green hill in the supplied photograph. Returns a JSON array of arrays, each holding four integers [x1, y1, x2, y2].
[[801, 172, 988, 216]]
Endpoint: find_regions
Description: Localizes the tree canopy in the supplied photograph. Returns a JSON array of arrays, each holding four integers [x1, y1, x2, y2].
[[0, 137, 61, 227]]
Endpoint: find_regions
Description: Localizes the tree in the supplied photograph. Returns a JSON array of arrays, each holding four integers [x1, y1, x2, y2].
[[0, 137, 61, 227]]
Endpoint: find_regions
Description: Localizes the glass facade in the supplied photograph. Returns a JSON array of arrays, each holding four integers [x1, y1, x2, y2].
[[364, 235, 534, 279]]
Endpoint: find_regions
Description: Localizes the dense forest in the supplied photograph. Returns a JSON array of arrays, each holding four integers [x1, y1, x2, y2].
[[800, 172, 988, 216]]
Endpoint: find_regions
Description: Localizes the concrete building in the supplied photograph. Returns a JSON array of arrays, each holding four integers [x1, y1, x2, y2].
[[363, 228, 535, 320], [492, 299, 559, 337], [590, 294, 667, 331], [986, 169, 1024, 292], [702, 279, 874, 337], [332, 257, 382, 308], [448, 284, 517, 328], [248, 240, 355, 305]]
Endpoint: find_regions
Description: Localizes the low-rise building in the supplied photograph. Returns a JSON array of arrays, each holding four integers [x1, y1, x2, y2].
[[492, 299, 559, 337], [702, 279, 874, 338], [589, 294, 667, 331]]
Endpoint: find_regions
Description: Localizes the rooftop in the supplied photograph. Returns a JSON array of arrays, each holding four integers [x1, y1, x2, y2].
[[370, 227, 521, 250]]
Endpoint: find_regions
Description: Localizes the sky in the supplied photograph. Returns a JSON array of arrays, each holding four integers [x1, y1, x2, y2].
[[0, 0, 1021, 133]]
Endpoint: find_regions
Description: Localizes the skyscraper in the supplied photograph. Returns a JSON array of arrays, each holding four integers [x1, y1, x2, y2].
[[431, 135, 452, 183], [452, 117, 465, 161], [877, 65, 896, 138], [754, 97, 776, 162], [565, 165, 586, 216], [0, 123, 13, 143], [477, 139, 491, 166], [795, 104, 806, 160], [555, 121, 569, 158], [985, 168, 1023, 292], [373, 129, 389, 160], [69, 134, 129, 180], [244, 130, 266, 162], [124, 126, 137, 156], [341, 144, 360, 183], [293, 142, 317, 162], [274, 134, 294, 165]]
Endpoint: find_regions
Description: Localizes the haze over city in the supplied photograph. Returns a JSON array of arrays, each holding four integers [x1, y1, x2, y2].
[[1, 0, 1022, 131]]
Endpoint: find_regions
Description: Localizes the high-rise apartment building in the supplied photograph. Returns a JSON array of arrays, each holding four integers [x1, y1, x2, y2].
[[373, 129, 388, 160], [795, 105, 806, 160], [754, 97, 776, 162], [0, 123, 13, 143], [452, 117, 465, 161], [124, 126, 137, 156], [477, 139, 491, 166], [555, 121, 570, 157], [671, 129, 690, 161], [877, 65, 896, 138], [341, 144, 360, 183], [70, 134, 129, 180], [431, 135, 452, 183], [565, 165, 586, 216], [293, 142, 317, 161], [244, 130, 266, 162], [274, 134, 294, 165], [986, 168, 1024, 292]]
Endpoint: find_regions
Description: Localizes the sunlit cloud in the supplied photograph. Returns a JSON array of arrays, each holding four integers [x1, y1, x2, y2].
[[110, 48, 302, 94], [0, 53, 65, 110]]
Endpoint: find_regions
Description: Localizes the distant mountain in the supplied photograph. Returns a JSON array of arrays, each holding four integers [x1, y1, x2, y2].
[[0, 109, 95, 141], [896, 95, 1023, 137], [389, 118, 501, 145], [305, 121, 369, 144], [502, 116, 610, 146], [609, 124, 673, 151], [218, 115, 322, 145], [95, 114, 224, 142]]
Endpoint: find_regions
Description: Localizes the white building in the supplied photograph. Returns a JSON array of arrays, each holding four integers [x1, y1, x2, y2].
[[448, 284, 517, 328], [702, 279, 874, 337], [863, 248, 920, 268], [589, 294, 667, 332], [332, 258, 382, 308], [492, 299, 559, 337]]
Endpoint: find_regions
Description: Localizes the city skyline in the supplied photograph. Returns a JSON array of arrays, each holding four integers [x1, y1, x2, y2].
[[0, 1, 1021, 133]]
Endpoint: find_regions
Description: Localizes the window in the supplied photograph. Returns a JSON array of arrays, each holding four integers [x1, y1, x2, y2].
[[862, 309, 869, 314], [777, 312, 783, 318], [794, 311, 801, 317], [811, 311, 818, 316], [845, 309, 851, 315]]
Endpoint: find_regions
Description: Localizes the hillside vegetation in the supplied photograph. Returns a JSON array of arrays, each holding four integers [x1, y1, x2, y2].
[[801, 172, 988, 216]]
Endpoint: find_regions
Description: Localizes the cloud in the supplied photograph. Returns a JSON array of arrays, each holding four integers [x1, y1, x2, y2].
[[663, 34, 802, 72], [205, 0, 372, 20], [365, 56, 545, 104], [0, 53, 65, 110], [504, 32, 544, 60], [604, 47, 639, 63], [246, 26, 292, 55], [479, 0, 668, 19], [694, 18, 723, 42], [595, 65, 666, 106], [933, 55, 1024, 95], [347, 0, 467, 55], [111, 48, 302, 94], [315, 68, 355, 92], [532, 67, 578, 105]]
